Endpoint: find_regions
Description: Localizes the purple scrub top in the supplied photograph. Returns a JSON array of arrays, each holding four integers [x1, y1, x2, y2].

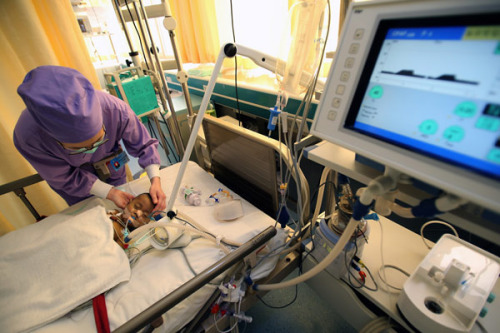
[[13, 66, 160, 205]]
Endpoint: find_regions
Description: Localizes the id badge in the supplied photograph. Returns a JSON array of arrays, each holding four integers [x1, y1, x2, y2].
[[109, 150, 130, 171]]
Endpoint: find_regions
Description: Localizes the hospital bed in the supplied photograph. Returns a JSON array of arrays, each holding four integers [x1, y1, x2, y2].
[[0, 116, 308, 332]]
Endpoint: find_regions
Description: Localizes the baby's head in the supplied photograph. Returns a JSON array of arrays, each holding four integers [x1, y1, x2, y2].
[[122, 193, 155, 228]]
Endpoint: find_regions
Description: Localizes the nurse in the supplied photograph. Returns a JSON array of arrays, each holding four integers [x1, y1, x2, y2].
[[13, 66, 167, 212]]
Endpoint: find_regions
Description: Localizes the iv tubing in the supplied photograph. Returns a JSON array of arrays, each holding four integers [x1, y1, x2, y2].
[[255, 170, 397, 291], [302, 166, 331, 239], [126, 220, 231, 254]]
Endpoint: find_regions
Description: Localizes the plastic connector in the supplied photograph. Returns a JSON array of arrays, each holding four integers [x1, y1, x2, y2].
[[352, 198, 373, 221], [267, 106, 280, 131], [166, 210, 177, 219], [411, 197, 443, 218]]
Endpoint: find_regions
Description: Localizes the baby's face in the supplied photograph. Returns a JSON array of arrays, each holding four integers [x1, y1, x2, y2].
[[122, 194, 154, 228]]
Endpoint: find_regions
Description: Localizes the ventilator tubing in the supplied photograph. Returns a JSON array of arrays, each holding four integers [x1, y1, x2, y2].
[[126, 219, 231, 254], [255, 171, 397, 291], [255, 216, 360, 291]]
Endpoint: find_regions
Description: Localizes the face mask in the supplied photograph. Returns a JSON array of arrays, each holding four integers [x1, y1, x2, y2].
[[60, 125, 108, 155], [82, 146, 99, 154], [66, 137, 108, 155]]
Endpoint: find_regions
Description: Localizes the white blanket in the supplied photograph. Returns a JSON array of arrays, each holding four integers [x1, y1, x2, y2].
[[0, 204, 131, 332], [25, 162, 278, 332]]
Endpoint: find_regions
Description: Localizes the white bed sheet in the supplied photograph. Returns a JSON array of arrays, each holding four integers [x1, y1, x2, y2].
[[34, 161, 277, 332]]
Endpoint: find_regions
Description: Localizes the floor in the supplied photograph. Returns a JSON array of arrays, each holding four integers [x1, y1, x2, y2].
[[238, 269, 357, 333]]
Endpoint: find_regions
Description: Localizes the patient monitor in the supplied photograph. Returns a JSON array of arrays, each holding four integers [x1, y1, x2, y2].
[[311, 0, 500, 215], [311, 0, 500, 331]]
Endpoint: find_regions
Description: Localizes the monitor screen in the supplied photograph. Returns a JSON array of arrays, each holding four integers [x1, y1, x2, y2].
[[346, 14, 500, 180], [310, 0, 500, 215]]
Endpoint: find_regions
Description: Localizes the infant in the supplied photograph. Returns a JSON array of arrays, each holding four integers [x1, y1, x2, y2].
[[108, 193, 155, 248]]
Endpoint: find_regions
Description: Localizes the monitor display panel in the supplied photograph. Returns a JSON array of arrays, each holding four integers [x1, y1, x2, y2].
[[311, 0, 500, 214], [346, 14, 500, 181]]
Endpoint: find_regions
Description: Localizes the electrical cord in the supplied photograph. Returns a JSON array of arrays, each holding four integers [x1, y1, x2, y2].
[[345, 240, 378, 292], [420, 220, 459, 249], [147, 121, 175, 164], [376, 265, 410, 292], [256, 284, 299, 309], [373, 217, 407, 299], [229, 0, 242, 126]]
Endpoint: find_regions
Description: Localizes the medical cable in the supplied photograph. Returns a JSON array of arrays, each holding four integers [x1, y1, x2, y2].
[[293, 0, 331, 144], [255, 170, 399, 290], [229, 0, 242, 126], [273, 0, 333, 229], [373, 213, 402, 333], [345, 241, 378, 292], [128, 246, 154, 267], [213, 297, 242, 333], [253, 235, 301, 270], [376, 265, 409, 292], [147, 121, 176, 164], [420, 220, 459, 249], [256, 283, 299, 309]]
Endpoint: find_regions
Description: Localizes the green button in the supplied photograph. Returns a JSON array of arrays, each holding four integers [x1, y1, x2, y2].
[[419, 119, 439, 135], [369, 85, 384, 99], [476, 116, 500, 132], [454, 101, 477, 118], [487, 148, 500, 164], [443, 126, 465, 142]]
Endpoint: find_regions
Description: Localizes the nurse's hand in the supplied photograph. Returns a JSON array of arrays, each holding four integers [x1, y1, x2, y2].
[[107, 188, 134, 209], [150, 177, 166, 212]]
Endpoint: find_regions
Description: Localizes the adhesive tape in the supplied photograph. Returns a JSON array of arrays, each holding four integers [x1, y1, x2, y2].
[[213, 200, 243, 221]]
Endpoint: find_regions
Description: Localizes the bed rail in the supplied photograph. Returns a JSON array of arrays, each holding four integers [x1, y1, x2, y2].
[[0, 174, 44, 220], [113, 226, 277, 333]]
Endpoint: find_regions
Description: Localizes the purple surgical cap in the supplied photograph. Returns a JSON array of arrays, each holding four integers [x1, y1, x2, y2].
[[17, 65, 102, 143]]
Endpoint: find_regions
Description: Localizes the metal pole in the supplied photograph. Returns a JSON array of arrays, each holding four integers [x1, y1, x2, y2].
[[112, 0, 134, 51], [138, 0, 185, 158], [166, 32, 195, 120], [161, 0, 196, 121], [132, 1, 155, 71], [113, 226, 277, 333]]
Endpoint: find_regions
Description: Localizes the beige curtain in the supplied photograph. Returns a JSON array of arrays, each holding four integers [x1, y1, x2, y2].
[[169, 0, 220, 63], [0, 0, 100, 234]]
